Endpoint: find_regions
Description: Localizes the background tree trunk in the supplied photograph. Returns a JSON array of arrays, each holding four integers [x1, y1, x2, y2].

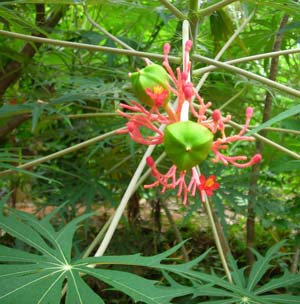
[[246, 14, 290, 268]]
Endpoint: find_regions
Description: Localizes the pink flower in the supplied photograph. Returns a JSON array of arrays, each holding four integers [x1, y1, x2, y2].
[[117, 41, 262, 204]]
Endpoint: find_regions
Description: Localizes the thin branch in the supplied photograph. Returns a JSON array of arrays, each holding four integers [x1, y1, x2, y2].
[[198, 0, 238, 17], [161, 200, 190, 262], [159, 0, 186, 20], [84, 5, 135, 51], [192, 104, 300, 160], [84, 4, 153, 64], [193, 48, 300, 76], [192, 53, 300, 97], [195, 9, 255, 91], [94, 144, 157, 257], [291, 246, 300, 274], [0, 128, 122, 177], [2, 30, 300, 97], [247, 126, 300, 135], [228, 120, 300, 160], [55, 113, 118, 119], [0, 6, 66, 97], [201, 191, 232, 283], [0, 29, 180, 64], [219, 88, 247, 110], [189, 0, 201, 42], [0, 114, 30, 140]]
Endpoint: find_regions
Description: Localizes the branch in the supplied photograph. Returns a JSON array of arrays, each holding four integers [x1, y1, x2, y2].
[[0, 114, 30, 141], [0, 29, 181, 64], [192, 53, 300, 97], [228, 120, 300, 160], [193, 48, 300, 75], [0, 128, 122, 177], [0, 6, 66, 97], [195, 8, 255, 91], [198, 0, 238, 17], [159, 0, 186, 20], [2, 29, 299, 98]]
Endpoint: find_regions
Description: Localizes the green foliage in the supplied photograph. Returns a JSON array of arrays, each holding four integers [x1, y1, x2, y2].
[[1, 194, 300, 303], [1, 1, 300, 303]]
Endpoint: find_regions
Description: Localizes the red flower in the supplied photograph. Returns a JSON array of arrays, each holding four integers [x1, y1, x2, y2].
[[199, 175, 219, 197], [145, 85, 169, 107]]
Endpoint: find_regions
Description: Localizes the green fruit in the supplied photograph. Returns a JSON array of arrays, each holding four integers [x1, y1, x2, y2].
[[130, 64, 170, 106], [164, 121, 213, 171]]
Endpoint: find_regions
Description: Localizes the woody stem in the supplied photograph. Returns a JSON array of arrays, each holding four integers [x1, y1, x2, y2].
[[204, 195, 232, 283]]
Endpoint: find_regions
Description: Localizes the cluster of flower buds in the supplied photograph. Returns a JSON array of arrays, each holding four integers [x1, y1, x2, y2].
[[117, 40, 261, 205]]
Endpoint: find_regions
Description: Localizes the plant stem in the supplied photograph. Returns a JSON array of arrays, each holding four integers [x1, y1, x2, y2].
[[2, 29, 300, 97], [219, 88, 247, 110], [159, 0, 186, 20], [189, 0, 201, 42], [82, 215, 113, 259], [203, 194, 232, 283], [247, 126, 300, 135], [247, 14, 290, 268], [195, 9, 255, 91], [192, 53, 300, 97], [193, 48, 300, 76], [291, 246, 300, 274], [0, 128, 122, 177], [84, 5, 135, 51], [180, 20, 190, 121], [228, 120, 300, 160], [94, 144, 157, 257], [160, 200, 190, 262], [84, 4, 150, 64], [0, 29, 181, 64], [198, 0, 238, 17]]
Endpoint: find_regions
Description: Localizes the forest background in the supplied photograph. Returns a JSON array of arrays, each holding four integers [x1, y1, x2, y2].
[[0, 0, 300, 303]]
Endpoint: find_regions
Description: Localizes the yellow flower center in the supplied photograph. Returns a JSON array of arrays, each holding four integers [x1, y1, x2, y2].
[[205, 177, 214, 187], [153, 85, 164, 94]]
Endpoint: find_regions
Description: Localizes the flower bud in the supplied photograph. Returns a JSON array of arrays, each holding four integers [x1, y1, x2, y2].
[[130, 64, 170, 107], [164, 121, 213, 171]]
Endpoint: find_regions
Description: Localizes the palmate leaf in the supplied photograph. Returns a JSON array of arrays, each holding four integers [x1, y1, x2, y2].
[[1, 192, 300, 303], [0, 194, 194, 304], [247, 241, 284, 291]]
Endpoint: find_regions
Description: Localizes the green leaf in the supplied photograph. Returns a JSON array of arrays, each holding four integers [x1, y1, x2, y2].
[[247, 241, 285, 291], [0, 197, 195, 304], [65, 271, 105, 304], [255, 271, 300, 295], [246, 105, 300, 136], [259, 295, 300, 303], [82, 268, 192, 304]]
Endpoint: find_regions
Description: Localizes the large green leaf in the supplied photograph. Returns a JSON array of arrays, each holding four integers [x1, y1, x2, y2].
[[1, 192, 300, 303], [0, 195, 194, 304]]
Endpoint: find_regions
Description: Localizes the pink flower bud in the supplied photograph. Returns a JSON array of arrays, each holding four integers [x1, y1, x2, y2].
[[185, 40, 193, 52], [252, 154, 262, 164], [212, 110, 221, 122], [164, 43, 171, 54], [183, 83, 194, 100], [181, 72, 188, 81], [127, 122, 134, 132], [246, 107, 253, 118], [146, 156, 155, 167]]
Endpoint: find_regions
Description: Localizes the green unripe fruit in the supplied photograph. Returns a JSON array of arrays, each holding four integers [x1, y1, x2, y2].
[[164, 121, 213, 171], [130, 64, 170, 106]]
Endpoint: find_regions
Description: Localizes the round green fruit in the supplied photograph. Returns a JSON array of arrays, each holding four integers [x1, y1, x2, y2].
[[130, 64, 170, 107], [164, 121, 213, 171]]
